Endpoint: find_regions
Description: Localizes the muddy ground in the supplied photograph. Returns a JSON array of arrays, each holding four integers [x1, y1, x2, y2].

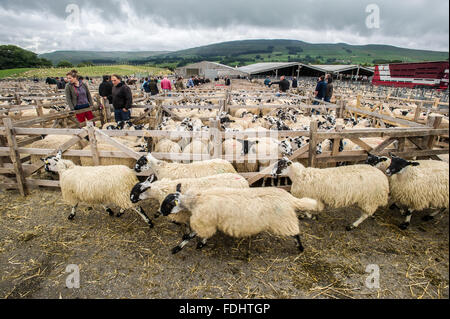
[[0, 187, 448, 299]]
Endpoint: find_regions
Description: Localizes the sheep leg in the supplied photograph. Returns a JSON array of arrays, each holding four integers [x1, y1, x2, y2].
[[196, 238, 208, 250], [172, 232, 197, 254], [293, 235, 304, 252], [346, 213, 370, 231], [103, 205, 114, 217], [422, 208, 445, 222], [116, 209, 125, 218], [298, 211, 318, 221], [182, 224, 192, 240], [133, 207, 154, 228], [68, 204, 78, 220], [399, 209, 413, 230]]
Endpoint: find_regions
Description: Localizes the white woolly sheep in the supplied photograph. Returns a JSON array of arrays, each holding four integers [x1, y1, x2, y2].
[[42, 151, 154, 227], [272, 158, 390, 230], [130, 173, 249, 235], [385, 155, 449, 229], [160, 186, 323, 254], [29, 135, 87, 166], [134, 152, 237, 179]]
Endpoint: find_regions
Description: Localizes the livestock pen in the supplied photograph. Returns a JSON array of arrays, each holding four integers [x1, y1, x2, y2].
[[0, 80, 448, 299]]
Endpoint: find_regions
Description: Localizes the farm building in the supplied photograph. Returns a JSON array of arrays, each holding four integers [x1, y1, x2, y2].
[[175, 61, 249, 79], [309, 64, 375, 77], [237, 62, 374, 78]]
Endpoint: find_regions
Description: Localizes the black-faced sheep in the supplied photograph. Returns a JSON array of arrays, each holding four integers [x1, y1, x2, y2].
[[272, 158, 390, 230], [42, 151, 154, 228], [160, 186, 323, 254]]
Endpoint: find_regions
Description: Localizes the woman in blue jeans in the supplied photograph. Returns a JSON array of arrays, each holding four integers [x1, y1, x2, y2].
[[111, 74, 133, 122]]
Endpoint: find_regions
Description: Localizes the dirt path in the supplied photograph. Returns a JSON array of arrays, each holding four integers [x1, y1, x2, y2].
[[0, 188, 448, 299]]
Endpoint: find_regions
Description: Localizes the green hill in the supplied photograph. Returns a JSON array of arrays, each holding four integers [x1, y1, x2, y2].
[[38, 50, 170, 65], [147, 39, 449, 67]]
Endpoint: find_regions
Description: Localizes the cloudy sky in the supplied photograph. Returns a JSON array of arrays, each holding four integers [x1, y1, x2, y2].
[[0, 0, 448, 54]]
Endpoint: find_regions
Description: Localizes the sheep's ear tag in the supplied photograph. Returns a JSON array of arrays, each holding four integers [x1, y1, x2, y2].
[[174, 200, 179, 206]]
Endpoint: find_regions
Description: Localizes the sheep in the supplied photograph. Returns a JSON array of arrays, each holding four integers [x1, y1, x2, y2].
[[160, 186, 324, 254], [29, 135, 87, 166], [154, 139, 182, 163], [80, 138, 145, 168], [384, 155, 449, 229], [181, 140, 213, 163], [272, 157, 390, 230], [130, 173, 249, 235], [41, 151, 154, 228], [366, 154, 448, 174], [134, 152, 237, 179]]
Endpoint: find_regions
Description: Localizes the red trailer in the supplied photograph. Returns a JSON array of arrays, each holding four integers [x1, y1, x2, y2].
[[372, 61, 449, 90]]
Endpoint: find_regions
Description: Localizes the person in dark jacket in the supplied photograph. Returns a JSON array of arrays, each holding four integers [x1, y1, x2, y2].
[[149, 77, 159, 96], [292, 77, 298, 88], [111, 74, 133, 122], [269, 75, 290, 92], [313, 76, 327, 104], [325, 76, 333, 103], [99, 75, 113, 104], [65, 70, 94, 124]]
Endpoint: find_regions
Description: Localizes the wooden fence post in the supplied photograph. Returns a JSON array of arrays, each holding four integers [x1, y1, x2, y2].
[[413, 102, 423, 123], [308, 120, 318, 168], [426, 115, 443, 150], [209, 119, 222, 159], [3, 118, 27, 196], [87, 121, 100, 166]]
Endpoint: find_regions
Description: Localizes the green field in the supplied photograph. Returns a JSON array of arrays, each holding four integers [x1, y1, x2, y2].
[[0, 65, 171, 79]]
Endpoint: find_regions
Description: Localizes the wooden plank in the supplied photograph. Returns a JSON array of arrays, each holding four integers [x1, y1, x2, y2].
[[308, 120, 318, 167], [95, 128, 142, 160], [426, 116, 443, 149], [349, 138, 373, 152], [2, 118, 27, 196], [346, 106, 426, 128], [87, 122, 100, 166], [209, 119, 222, 159], [371, 137, 397, 155]]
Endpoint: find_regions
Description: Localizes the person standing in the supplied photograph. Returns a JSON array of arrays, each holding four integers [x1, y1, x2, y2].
[[264, 76, 271, 86], [269, 75, 290, 92], [65, 70, 94, 124], [111, 74, 133, 123], [149, 77, 159, 96], [313, 75, 327, 104], [325, 76, 334, 103], [141, 77, 151, 96], [292, 77, 298, 89], [187, 76, 194, 88], [175, 77, 185, 91], [160, 76, 172, 95], [99, 75, 114, 115]]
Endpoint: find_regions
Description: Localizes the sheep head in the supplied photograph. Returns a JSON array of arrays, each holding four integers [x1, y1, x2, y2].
[[271, 157, 292, 177], [385, 155, 420, 177], [160, 183, 183, 216], [130, 174, 156, 203]]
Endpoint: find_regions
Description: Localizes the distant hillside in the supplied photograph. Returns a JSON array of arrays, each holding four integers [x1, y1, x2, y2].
[[36, 40, 449, 69], [1, 45, 52, 70], [38, 50, 170, 65], [147, 39, 449, 68]]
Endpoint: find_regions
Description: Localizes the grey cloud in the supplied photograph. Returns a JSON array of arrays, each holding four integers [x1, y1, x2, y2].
[[0, 0, 448, 53]]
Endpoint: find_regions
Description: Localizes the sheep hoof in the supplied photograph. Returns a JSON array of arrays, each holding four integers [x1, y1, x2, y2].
[[399, 222, 410, 230], [297, 245, 304, 253], [68, 214, 75, 220], [116, 212, 124, 218], [148, 221, 154, 228], [422, 215, 434, 222], [182, 234, 190, 240], [171, 246, 182, 254], [196, 242, 206, 250], [346, 225, 355, 231], [106, 208, 114, 216]]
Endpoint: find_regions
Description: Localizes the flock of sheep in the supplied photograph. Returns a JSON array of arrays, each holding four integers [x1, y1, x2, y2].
[[2, 80, 449, 255]]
